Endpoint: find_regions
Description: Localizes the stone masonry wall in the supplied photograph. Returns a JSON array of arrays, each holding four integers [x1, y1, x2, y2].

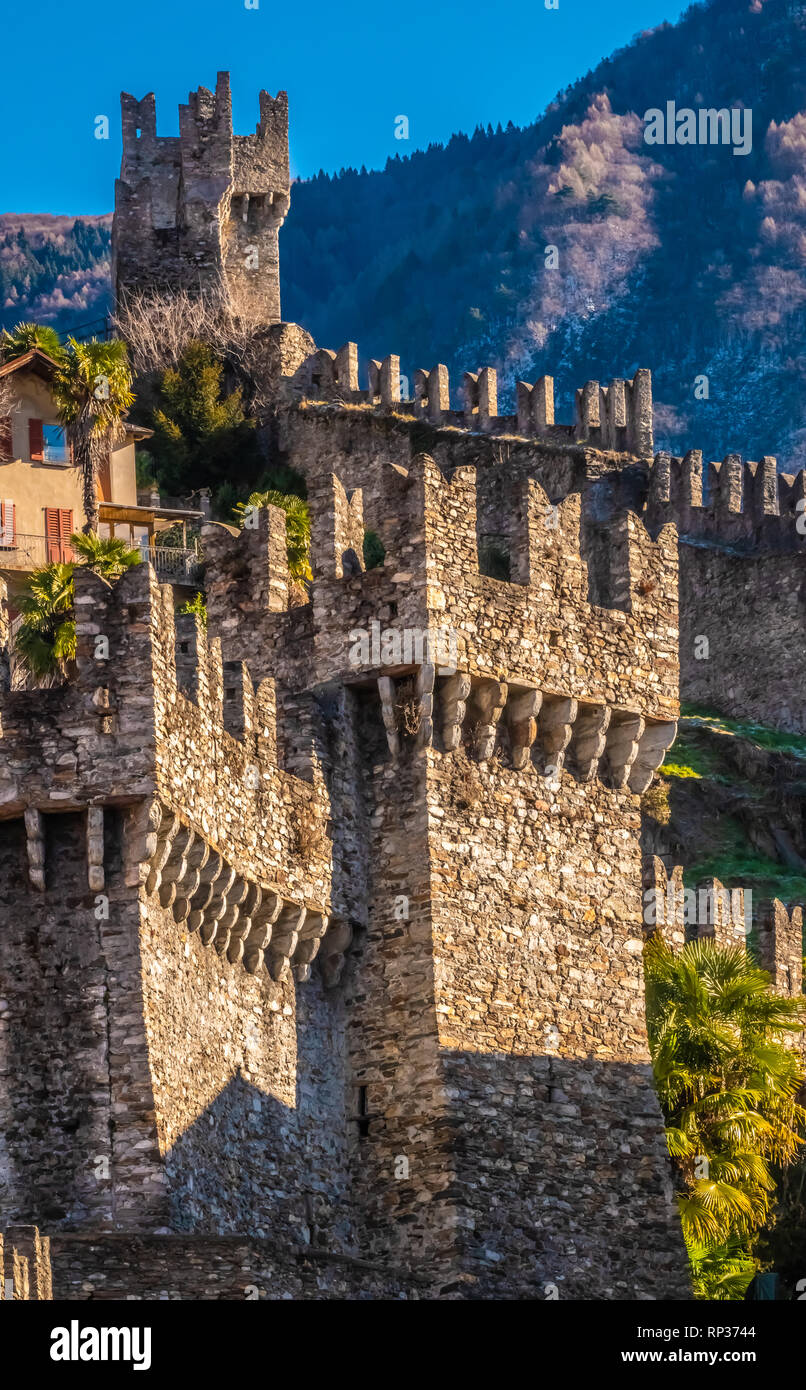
[[280, 385, 806, 739], [0, 370, 694, 1297], [0, 806, 171, 1233], [46, 1232, 421, 1300], [0, 560, 348, 1246], [678, 544, 806, 731], [0, 812, 120, 1230], [139, 890, 354, 1247], [340, 706, 458, 1280], [425, 748, 688, 1298], [644, 448, 806, 732], [229, 404, 686, 1295], [1, 1225, 421, 1299]]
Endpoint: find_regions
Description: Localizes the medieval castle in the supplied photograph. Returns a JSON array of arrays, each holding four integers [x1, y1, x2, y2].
[[1, 74, 803, 1302]]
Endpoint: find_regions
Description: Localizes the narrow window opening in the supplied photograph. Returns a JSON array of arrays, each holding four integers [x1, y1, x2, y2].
[[355, 1085, 371, 1139]]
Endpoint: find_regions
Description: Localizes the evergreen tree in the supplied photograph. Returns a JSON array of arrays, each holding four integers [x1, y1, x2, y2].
[[147, 340, 262, 501]]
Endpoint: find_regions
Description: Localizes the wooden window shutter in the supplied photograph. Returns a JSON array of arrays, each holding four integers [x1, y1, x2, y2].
[[45, 506, 61, 561], [0, 500, 15, 548], [59, 509, 74, 561], [44, 508, 72, 561], [28, 418, 44, 460], [0, 415, 12, 460]]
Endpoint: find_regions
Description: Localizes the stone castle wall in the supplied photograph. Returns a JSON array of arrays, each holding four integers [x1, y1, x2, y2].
[[0, 559, 348, 1248], [0, 402, 691, 1296], [641, 449, 806, 731], [676, 544, 806, 731], [420, 747, 687, 1298], [645, 856, 804, 1001], [139, 893, 353, 1244], [196, 412, 687, 1295], [282, 346, 806, 737], [42, 69, 803, 1300], [1, 1227, 420, 1300]]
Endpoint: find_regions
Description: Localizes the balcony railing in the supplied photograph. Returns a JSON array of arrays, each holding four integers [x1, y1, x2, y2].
[[0, 535, 202, 582], [149, 546, 203, 582], [0, 534, 66, 569]]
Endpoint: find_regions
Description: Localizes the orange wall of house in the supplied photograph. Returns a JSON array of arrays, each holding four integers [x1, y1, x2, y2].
[[0, 370, 138, 539]]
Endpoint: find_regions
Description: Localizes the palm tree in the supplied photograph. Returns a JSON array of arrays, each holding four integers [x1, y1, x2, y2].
[[687, 1234, 760, 1301], [233, 490, 312, 583], [13, 534, 141, 681], [645, 937, 806, 1295], [14, 562, 76, 680], [70, 531, 141, 581], [0, 321, 65, 364], [51, 338, 134, 534]]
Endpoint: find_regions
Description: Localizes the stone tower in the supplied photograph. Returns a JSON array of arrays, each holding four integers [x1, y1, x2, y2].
[[0, 357, 693, 1298], [112, 72, 290, 321]]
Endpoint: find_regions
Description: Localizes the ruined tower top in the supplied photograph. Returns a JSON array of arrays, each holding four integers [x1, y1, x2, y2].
[[112, 72, 290, 322]]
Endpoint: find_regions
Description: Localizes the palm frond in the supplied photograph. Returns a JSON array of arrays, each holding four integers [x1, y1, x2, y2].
[[233, 491, 312, 583], [646, 932, 806, 1286]]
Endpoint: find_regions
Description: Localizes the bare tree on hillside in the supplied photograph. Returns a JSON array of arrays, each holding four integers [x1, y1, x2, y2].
[[112, 279, 280, 416], [0, 372, 17, 421]]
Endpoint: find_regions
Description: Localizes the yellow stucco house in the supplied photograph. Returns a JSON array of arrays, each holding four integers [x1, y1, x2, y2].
[[0, 348, 202, 605]]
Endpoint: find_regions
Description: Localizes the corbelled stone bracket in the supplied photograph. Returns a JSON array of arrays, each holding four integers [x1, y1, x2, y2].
[[378, 676, 400, 758], [468, 678, 507, 762], [603, 712, 645, 789], [433, 678, 674, 795], [628, 720, 677, 795], [86, 806, 105, 892], [24, 808, 45, 892], [506, 687, 542, 769], [416, 663, 435, 749], [567, 704, 611, 782], [536, 696, 578, 778], [123, 800, 342, 985], [440, 672, 471, 752], [319, 916, 354, 989]]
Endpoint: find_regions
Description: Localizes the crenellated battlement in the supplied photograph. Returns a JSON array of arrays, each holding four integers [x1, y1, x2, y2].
[[636, 444, 806, 733], [0, 558, 347, 1245], [200, 448, 679, 730], [644, 449, 806, 553], [291, 342, 655, 452], [0, 563, 334, 973], [644, 857, 804, 1000], [288, 343, 806, 566]]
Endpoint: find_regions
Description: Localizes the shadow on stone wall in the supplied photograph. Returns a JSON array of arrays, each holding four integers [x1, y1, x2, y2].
[[436, 1049, 689, 1300]]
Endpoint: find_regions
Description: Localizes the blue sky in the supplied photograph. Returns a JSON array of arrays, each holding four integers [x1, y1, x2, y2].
[[3, 0, 690, 214]]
